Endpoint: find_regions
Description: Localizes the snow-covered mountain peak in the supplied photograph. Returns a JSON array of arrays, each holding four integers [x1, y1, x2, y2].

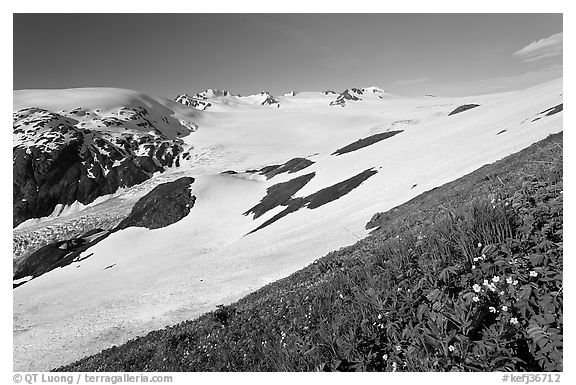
[[362, 86, 386, 95], [195, 88, 234, 99], [329, 88, 363, 107]]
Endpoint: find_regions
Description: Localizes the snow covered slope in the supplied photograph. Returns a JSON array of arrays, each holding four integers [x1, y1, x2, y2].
[[13, 79, 563, 371]]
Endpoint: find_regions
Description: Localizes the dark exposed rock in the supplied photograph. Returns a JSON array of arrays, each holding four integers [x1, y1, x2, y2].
[[259, 92, 280, 107], [244, 173, 315, 219], [14, 177, 197, 288], [447, 104, 480, 116], [259, 158, 315, 179], [117, 177, 196, 230], [540, 103, 563, 117], [248, 168, 378, 233], [332, 131, 403, 156], [175, 94, 212, 111], [530, 103, 562, 123], [13, 108, 189, 227], [330, 89, 362, 107], [13, 228, 111, 285]]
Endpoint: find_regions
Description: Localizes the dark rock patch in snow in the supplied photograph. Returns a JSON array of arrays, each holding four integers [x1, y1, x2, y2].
[[497, 129, 507, 135], [332, 131, 403, 156], [540, 103, 563, 117], [245, 158, 315, 180], [244, 173, 316, 219], [261, 158, 315, 179], [447, 104, 480, 116], [249, 168, 378, 233], [531, 103, 563, 123], [117, 177, 195, 230], [13, 228, 111, 286], [14, 178, 196, 288]]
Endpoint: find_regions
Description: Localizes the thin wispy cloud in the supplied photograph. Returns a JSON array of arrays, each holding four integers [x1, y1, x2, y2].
[[442, 65, 562, 96], [390, 77, 430, 86], [514, 33, 563, 63]]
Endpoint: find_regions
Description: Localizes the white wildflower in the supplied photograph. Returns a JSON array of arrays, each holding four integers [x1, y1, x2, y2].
[[506, 277, 513, 284], [501, 306, 508, 312], [473, 296, 480, 302], [492, 276, 500, 283], [489, 306, 496, 313], [473, 284, 481, 293], [510, 317, 519, 325], [529, 271, 538, 277]]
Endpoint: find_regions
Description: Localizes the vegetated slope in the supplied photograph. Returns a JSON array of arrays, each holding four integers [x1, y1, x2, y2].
[[58, 133, 562, 372]]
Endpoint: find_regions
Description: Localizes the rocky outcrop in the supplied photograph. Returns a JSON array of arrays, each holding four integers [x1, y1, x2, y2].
[[175, 94, 212, 111], [258, 91, 280, 107], [117, 177, 196, 230], [13, 107, 193, 227], [447, 104, 480, 116], [257, 158, 315, 179], [13, 228, 111, 286], [329, 89, 363, 107], [332, 131, 403, 156], [248, 169, 378, 233], [14, 177, 196, 287]]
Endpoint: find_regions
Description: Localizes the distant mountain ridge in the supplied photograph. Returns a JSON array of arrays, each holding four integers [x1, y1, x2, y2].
[[174, 86, 388, 110]]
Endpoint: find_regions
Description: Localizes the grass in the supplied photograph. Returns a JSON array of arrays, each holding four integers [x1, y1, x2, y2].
[[56, 133, 563, 372]]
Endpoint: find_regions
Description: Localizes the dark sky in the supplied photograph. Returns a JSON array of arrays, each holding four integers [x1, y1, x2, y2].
[[13, 14, 562, 98]]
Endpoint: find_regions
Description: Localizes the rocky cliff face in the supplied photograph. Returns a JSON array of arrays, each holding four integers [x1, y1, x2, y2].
[[13, 106, 194, 227]]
